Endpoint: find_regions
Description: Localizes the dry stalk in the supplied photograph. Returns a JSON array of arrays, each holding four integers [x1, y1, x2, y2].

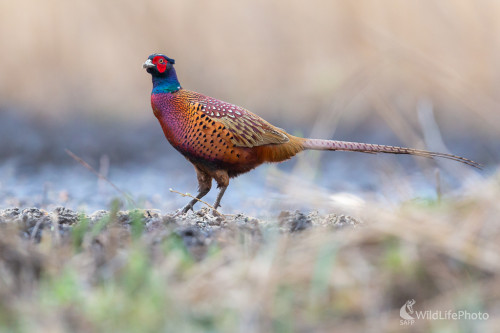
[[169, 188, 223, 216], [65, 149, 137, 206]]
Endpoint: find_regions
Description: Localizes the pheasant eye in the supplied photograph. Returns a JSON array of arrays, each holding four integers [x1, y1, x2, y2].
[[158, 58, 164, 64]]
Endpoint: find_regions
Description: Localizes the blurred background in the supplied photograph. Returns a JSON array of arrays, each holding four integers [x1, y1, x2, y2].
[[0, 0, 499, 214]]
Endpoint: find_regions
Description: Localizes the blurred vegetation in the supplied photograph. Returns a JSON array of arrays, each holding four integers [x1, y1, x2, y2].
[[0, 172, 499, 332], [0, 0, 499, 145]]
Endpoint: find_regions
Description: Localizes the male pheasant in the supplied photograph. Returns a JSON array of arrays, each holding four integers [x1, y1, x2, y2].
[[143, 53, 480, 213]]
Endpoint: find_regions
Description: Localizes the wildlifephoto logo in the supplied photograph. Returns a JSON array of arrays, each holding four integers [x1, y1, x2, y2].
[[399, 300, 489, 326], [400, 299, 416, 325], [400, 299, 416, 320]]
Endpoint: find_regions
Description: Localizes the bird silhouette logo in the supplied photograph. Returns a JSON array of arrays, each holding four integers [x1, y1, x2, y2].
[[400, 299, 416, 320]]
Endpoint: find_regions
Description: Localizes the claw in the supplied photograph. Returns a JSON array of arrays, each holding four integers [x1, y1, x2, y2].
[[173, 204, 193, 217], [182, 204, 194, 214]]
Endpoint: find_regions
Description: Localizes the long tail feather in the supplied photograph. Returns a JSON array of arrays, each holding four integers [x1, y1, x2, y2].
[[302, 139, 482, 169]]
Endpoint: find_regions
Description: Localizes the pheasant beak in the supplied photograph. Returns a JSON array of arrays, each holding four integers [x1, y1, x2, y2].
[[142, 59, 155, 69]]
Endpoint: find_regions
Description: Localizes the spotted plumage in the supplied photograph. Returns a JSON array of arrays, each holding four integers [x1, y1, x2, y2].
[[150, 89, 301, 179], [143, 53, 481, 214]]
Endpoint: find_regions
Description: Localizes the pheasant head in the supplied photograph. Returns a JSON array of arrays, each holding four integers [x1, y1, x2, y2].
[[143, 53, 181, 93]]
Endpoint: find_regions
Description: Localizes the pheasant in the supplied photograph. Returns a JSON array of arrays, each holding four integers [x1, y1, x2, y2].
[[143, 53, 480, 213]]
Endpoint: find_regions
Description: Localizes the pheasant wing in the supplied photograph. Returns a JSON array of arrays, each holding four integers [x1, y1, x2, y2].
[[189, 97, 289, 148]]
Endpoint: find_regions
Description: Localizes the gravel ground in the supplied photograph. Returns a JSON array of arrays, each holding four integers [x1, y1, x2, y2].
[[0, 207, 360, 259]]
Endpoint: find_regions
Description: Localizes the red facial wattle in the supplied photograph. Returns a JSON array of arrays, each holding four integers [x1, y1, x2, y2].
[[153, 56, 167, 73]]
